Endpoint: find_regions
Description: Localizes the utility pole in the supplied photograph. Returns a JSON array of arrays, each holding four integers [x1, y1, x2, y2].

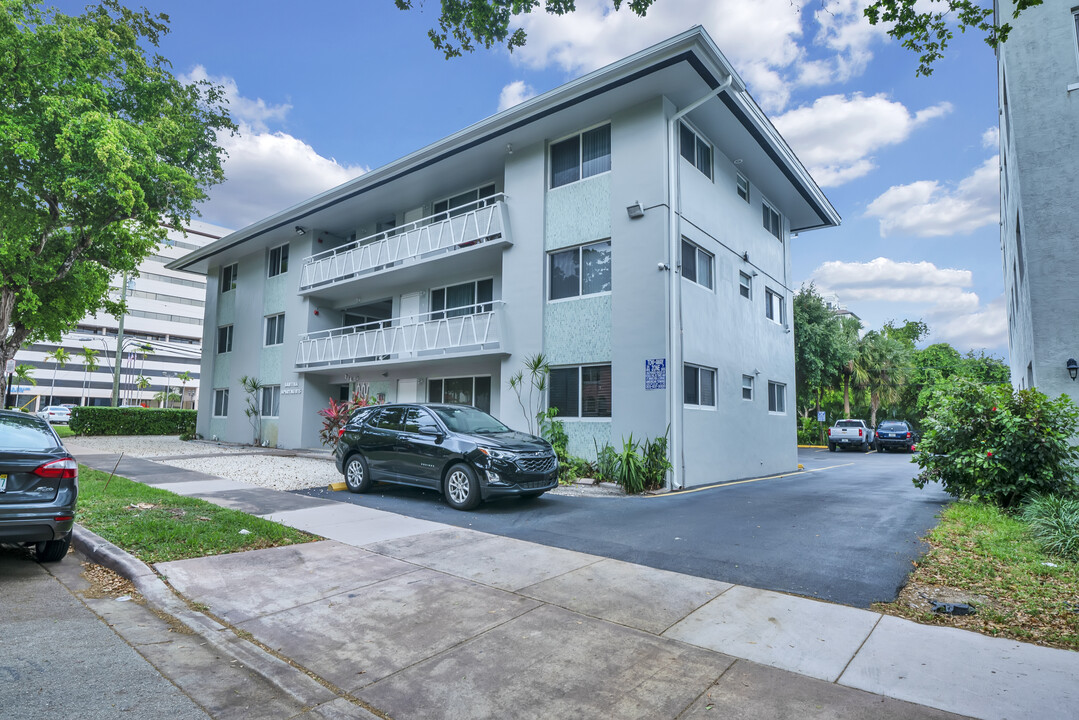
[[111, 273, 130, 407]]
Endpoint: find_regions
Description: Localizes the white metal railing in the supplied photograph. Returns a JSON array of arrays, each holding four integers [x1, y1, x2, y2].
[[295, 302, 504, 369], [298, 195, 509, 292]]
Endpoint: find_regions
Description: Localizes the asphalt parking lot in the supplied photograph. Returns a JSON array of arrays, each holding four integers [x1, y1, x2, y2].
[[298, 448, 952, 608]]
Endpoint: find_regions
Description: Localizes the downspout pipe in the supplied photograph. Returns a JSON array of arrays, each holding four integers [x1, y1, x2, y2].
[[666, 74, 735, 491]]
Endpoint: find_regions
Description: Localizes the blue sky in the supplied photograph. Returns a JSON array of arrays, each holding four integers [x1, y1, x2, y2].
[[67, 0, 1006, 357]]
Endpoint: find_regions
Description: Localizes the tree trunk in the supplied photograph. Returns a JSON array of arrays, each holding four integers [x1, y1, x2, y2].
[[870, 391, 880, 428], [843, 374, 851, 417]]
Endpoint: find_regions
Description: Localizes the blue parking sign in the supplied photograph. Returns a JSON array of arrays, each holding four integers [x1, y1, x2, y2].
[[645, 359, 666, 390]]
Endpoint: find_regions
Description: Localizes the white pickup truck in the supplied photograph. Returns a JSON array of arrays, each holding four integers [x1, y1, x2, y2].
[[827, 419, 875, 452]]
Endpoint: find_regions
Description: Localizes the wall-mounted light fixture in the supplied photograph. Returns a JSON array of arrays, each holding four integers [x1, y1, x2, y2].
[[742, 251, 750, 262], [506, 143, 513, 155], [626, 201, 645, 219], [294, 226, 306, 236], [1067, 358, 1078, 380]]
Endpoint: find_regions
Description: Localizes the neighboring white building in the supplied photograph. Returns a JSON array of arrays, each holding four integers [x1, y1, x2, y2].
[[997, 0, 1079, 400], [821, 292, 861, 323], [171, 28, 839, 488], [13, 220, 229, 410]]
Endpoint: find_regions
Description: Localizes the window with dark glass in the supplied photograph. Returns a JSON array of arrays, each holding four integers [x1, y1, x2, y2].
[[426, 376, 491, 413], [549, 365, 611, 418], [261, 385, 281, 417], [742, 375, 754, 401], [739, 272, 752, 299], [737, 174, 750, 202], [220, 263, 238, 293], [430, 279, 493, 320], [681, 239, 713, 290], [265, 313, 285, 346], [550, 124, 611, 188], [679, 122, 712, 179], [549, 240, 611, 300], [763, 202, 781, 239], [217, 325, 233, 354], [268, 244, 289, 277], [684, 364, 716, 407], [374, 407, 405, 431], [213, 389, 229, 417], [403, 407, 440, 434], [768, 381, 786, 413], [765, 289, 784, 324], [433, 183, 497, 216]]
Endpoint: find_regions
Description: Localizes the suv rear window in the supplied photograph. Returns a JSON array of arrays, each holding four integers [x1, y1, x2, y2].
[[879, 421, 908, 430], [0, 414, 61, 451], [835, 420, 863, 428]]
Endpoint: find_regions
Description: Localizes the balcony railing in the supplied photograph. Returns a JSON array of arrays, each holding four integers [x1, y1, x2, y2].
[[295, 302, 504, 370], [298, 195, 509, 292]]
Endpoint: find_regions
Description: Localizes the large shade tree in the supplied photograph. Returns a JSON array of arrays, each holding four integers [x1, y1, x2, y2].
[[793, 284, 852, 417], [396, 0, 1040, 75], [0, 0, 232, 394]]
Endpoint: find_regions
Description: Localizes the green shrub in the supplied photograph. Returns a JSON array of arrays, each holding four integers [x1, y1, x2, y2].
[[641, 431, 672, 491], [1022, 495, 1079, 560], [913, 378, 1079, 507], [614, 435, 646, 493], [594, 441, 619, 483], [539, 408, 569, 462], [70, 407, 197, 437], [797, 416, 822, 445]]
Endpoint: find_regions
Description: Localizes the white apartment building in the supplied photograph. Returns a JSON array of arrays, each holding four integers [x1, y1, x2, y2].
[[172, 29, 839, 488], [997, 0, 1079, 400], [13, 220, 229, 410]]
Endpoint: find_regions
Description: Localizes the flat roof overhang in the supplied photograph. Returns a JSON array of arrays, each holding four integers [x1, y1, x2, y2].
[[170, 27, 839, 275]]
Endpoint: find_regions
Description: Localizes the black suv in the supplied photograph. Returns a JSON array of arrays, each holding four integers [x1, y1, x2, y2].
[[874, 420, 918, 453], [334, 404, 559, 510]]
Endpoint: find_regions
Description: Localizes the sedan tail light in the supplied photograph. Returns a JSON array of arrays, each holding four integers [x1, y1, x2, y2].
[[906, 432, 912, 438], [34, 458, 78, 480]]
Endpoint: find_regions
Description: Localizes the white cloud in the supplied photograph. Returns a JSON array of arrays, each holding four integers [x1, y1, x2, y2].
[[810, 258, 1006, 351], [180, 67, 367, 230], [772, 94, 951, 187], [498, 80, 536, 111], [865, 156, 999, 237], [510, 0, 891, 112], [981, 126, 1000, 149]]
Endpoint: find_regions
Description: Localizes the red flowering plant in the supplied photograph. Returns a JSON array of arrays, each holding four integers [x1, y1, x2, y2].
[[318, 392, 381, 446]]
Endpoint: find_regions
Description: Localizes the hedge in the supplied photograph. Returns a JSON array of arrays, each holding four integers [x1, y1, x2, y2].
[[69, 407, 197, 437]]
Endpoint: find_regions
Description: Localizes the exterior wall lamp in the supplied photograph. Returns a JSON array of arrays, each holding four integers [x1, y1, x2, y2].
[[1067, 358, 1077, 380], [294, 226, 306, 236], [626, 201, 644, 219]]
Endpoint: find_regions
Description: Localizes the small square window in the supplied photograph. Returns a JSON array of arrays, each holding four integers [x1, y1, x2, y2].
[[550, 125, 611, 188], [739, 272, 752, 299], [220, 263, 238, 293], [681, 239, 714, 290], [268, 244, 289, 277], [549, 241, 611, 300], [737, 174, 750, 203], [742, 375, 754, 401], [684, 364, 716, 408], [768, 381, 786, 414]]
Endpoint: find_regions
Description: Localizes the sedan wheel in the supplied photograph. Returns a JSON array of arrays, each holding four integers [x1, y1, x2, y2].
[[345, 454, 372, 493], [444, 463, 481, 511], [36, 533, 71, 563]]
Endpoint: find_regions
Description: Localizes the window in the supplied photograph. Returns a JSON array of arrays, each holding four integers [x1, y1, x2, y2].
[[679, 122, 712, 179], [742, 375, 754, 401], [213, 389, 229, 417], [681, 239, 714, 290], [220, 263, 238, 293], [765, 288, 784, 325], [737, 174, 750, 202], [268, 244, 289, 277], [217, 325, 233, 354], [374, 407, 405, 431], [550, 124, 611, 188], [739, 272, 752, 299], [768, 382, 786, 414], [403, 407, 442, 434], [431, 279, 494, 320], [261, 385, 281, 418], [549, 365, 611, 418], [549, 240, 612, 300], [683, 364, 716, 408], [264, 313, 285, 346], [763, 202, 781, 239], [434, 183, 496, 217], [427, 376, 492, 413]]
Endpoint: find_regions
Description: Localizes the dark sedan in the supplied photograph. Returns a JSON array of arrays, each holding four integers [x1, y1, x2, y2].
[[874, 420, 918, 453], [334, 403, 559, 511], [0, 410, 78, 561]]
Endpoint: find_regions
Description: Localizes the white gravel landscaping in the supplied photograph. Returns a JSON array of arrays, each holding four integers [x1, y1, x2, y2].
[[62, 435, 251, 458]]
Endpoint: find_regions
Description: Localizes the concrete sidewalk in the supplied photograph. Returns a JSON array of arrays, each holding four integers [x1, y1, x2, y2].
[[72, 450, 1078, 720]]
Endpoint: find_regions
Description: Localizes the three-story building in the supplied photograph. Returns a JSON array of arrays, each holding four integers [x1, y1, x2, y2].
[[171, 28, 839, 488]]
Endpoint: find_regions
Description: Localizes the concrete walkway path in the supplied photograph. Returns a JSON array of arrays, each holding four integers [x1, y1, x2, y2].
[[72, 450, 1079, 720]]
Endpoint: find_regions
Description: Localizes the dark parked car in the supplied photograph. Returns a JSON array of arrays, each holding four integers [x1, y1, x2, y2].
[[0, 410, 78, 561], [874, 420, 918, 453], [334, 403, 559, 511]]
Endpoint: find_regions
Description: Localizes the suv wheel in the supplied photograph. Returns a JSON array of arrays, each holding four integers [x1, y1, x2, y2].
[[444, 463, 481, 511], [344, 454, 372, 493], [36, 532, 71, 562]]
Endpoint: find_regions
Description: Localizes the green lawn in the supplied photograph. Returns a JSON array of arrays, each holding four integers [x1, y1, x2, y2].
[[54, 425, 75, 438], [76, 466, 317, 564], [873, 500, 1079, 650]]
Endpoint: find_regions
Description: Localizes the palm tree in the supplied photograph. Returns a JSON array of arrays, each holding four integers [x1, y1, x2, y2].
[[45, 347, 71, 406], [860, 332, 912, 428], [176, 370, 193, 409], [154, 390, 182, 407], [79, 347, 100, 406], [10, 364, 36, 408], [837, 316, 865, 417]]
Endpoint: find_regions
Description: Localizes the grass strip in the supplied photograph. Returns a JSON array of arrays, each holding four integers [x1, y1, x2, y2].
[[76, 465, 317, 564], [54, 425, 75, 438], [873, 500, 1079, 650]]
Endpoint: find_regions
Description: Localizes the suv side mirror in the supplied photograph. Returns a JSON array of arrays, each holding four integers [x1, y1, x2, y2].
[[417, 425, 443, 438]]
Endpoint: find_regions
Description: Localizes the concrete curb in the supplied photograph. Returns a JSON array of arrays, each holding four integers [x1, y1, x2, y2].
[[72, 524, 338, 710], [797, 444, 828, 449]]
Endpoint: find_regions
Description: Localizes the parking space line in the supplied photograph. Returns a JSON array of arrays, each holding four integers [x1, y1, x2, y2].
[[646, 462, 856, 497]]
